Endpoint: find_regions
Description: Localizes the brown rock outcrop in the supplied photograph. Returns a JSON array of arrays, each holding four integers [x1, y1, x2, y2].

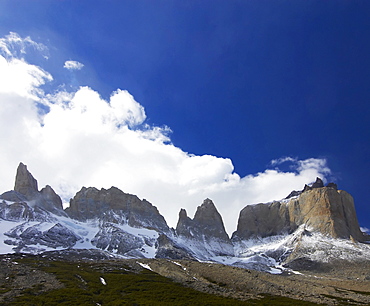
[[296, 187, 364, 241], [233, 185, 365, 242], [232, 201, 295, 240]]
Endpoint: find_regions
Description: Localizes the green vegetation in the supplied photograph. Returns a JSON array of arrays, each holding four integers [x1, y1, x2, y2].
[[5, 258, 319, 305]]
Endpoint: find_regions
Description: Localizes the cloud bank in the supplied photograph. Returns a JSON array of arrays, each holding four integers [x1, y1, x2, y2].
[[0, 33, 331, 233]]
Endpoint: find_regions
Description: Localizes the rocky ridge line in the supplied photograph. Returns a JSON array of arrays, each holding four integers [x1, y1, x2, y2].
[[0, 163, 369, 264]]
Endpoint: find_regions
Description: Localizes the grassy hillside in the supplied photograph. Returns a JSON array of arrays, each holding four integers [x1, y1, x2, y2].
[[2, 257, 319, 305]]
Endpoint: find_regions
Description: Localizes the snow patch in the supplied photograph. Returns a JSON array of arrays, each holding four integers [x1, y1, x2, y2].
[[100, 277, 107, 285], [137, 262, 152, 271], [172, 261, 187, 271]]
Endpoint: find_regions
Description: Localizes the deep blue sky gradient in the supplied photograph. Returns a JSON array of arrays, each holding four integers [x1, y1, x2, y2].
[[1, 1, 369, 228]]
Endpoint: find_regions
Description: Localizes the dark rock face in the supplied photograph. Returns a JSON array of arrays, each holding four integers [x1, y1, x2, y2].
[[302, 177, 324, 192], [4, 223, 81, 251], [233, 185, 366, 242], [177, 199, 229, 241], [0, 163, 64, 215], [39, 185, 63, 211], [176, 199, 234, 257], [65, 186, 169, 233], [326, 182, 338, 190], [286, 178, 335, 199], [311, 177, 324, 188], [0, 191, 27, 203], [0, 201, 53, 222], [91, 224, 145, 255], [14, 163, 39, 200], [193, 198, 230, 241], [285, 190, 302, 199], [155, 234, 195, 260]]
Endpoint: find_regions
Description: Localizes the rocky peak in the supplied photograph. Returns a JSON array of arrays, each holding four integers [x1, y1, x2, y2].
[[0, 163, 65, 215], [178, 208, 188, 219], [234, 182, 366, 242], [302, 177, 324, 192], [65, 186, 169, 233], [193, 199, 229, 239], [14, 162, 39, 200], [39, 185, 63, 211], [326, 182, 338, 190], [176, 199, 233, 257], [311, 177, 324, 188], [287, 177, 337, 198]]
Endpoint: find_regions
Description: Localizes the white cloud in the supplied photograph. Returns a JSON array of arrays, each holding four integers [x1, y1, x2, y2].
[[64, 60, 84, 70], [0, 33, 332, 234], [0, 32, 48, 58], [270, 156, 296, 166], [0, 55, 52, 100]]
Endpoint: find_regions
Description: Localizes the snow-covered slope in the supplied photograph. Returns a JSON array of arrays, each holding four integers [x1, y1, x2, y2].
[[0, 199, 164, 258]]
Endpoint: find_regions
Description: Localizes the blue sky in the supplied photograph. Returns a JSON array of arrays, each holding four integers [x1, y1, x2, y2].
[[0, 1, 369, 233]]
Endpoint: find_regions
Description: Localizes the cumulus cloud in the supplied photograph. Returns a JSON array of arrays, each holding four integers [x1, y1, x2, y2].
[[0, 33, 332, 234], [64, 60, 84, 70]]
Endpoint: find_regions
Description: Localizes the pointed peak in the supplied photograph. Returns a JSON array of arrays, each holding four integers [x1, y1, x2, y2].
[[194, 199, 222, 224], [40, 185, 63, 211], [179, 208, 188, 218], [203, 198, 214, 205], [199, 198, 216, 210], [311, 177, 324, 188], [14, 162, 38, 199]]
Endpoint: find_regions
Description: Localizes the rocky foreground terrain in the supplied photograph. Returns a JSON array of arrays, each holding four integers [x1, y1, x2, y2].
[[0, 251, 370, 305]]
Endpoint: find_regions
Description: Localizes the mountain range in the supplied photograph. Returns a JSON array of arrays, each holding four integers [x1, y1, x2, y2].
[[0, 162, 369, 274]]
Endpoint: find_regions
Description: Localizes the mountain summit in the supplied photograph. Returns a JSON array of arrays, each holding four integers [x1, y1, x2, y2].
[[14, 162, 39, 200], [232, 181, 364, 242], [176, 198, 234, 258], [0, 163, 369, 273]]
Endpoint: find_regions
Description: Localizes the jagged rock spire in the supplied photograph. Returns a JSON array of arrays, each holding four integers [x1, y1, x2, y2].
[[193, 198, 229, 240], [14, 162, 39, 200], [1, 162, 64, 214], [176, 199, 234, 257], [311, 177, 324, 188]]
